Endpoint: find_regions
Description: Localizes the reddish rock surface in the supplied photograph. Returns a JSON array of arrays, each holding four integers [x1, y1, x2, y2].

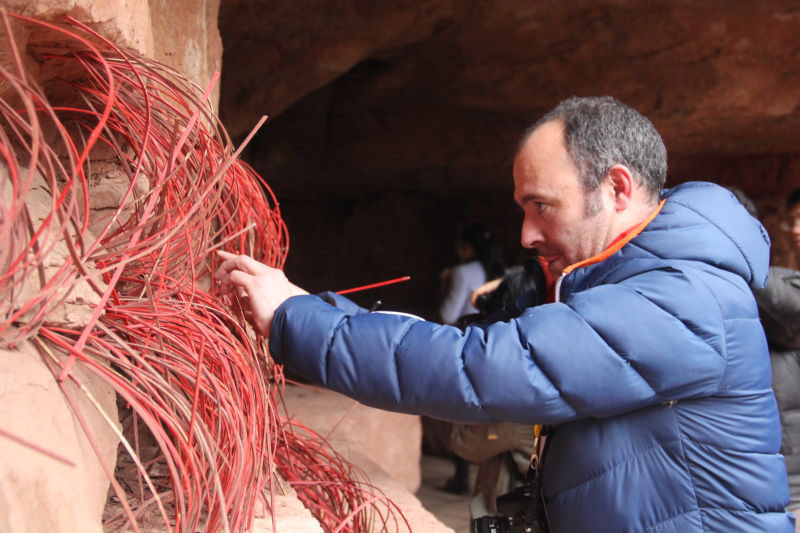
[[0, 340, 119, 533], [282, 385, 455, 532], [282, 385, 422, 493], [220, 1, 800, 183], [0, 0, 221, 106]]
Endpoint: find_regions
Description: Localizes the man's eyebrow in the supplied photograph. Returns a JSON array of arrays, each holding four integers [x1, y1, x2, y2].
[[518, 192, 553, 203]]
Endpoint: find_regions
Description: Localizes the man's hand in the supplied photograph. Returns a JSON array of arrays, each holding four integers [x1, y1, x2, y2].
[[215, 250, 308, 337]]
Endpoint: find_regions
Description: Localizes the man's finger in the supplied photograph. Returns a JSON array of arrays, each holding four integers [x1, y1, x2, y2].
[[215, 252, 269, 278], [215, 259, 236, 281], [230, 269, 255, 291], [237, 254, 270, 275], [215, 258, 251, 283], [215, 251, 237, 278]]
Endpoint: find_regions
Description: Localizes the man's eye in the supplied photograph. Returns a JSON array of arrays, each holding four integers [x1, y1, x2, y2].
[[535, 202, 548, 213]]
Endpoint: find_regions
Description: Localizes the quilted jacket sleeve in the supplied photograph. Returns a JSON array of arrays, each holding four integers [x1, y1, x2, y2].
[[269, 266, 728, 425]]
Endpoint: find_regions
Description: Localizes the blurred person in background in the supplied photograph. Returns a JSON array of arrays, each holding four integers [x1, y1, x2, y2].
[[429, 224, 507, 494], [755, 188, 800, 532], [438, 224, 506, 325]]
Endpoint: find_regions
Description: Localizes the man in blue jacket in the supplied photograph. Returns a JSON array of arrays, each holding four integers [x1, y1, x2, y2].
[[216, 96, 793, 532]]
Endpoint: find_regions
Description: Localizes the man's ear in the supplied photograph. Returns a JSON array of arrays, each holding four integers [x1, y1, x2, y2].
[[605, 164, 634, 212]]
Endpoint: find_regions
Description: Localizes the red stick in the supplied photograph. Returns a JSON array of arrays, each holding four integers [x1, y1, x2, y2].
[[0, 426, 76, 467], [335, 276, 411, 295]]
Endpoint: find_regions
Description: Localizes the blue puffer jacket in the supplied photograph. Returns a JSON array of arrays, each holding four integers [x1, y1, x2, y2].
[[270, 182, 793, 532]]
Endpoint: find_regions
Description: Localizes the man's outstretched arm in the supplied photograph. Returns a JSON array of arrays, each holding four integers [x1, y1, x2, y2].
[[216, 253, 732, 426]]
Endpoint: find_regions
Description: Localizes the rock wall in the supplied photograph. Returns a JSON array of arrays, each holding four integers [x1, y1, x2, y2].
[[0, 340, 119, 533], [0, 0, 221, 107], [282, 385, 422, 492], [282, 386, 455, 533], [220, 0, 800, 164]]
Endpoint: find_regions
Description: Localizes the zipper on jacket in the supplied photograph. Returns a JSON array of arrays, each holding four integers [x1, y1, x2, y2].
[[554, 272, 567, 303]]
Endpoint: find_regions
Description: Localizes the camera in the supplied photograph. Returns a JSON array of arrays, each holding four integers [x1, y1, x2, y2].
[[471, 479, 548, 533]]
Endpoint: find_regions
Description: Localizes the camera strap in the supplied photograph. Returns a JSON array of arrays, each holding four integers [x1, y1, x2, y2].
[[528, 424, 551, 478], [528, 424, 553, 528]]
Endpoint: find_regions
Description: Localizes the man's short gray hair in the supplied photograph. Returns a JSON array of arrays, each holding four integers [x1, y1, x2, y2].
[[521, 96, 667, 202]]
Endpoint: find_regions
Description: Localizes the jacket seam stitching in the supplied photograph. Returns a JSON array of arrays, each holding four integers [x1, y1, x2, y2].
[[513, 318, 577, 417], [699, 506, 787, 514], [673, 412, 706, 531], [638, 509, 699, 532], [681, 433, 779, 489], [567, 295, 659, 400], [324, 315, 350, 386], [694, 274, 728, 392], [630, 274, 726, 361], [624, 272, 727, 400], [392, 320, 420, 402], [547, 438, 680, 498], [683, 433, 767, 455]]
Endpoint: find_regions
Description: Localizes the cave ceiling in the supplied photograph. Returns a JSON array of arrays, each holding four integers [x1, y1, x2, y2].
[[219, 0, 800, 199]]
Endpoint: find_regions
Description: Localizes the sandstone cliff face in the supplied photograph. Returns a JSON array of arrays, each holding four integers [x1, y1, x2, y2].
[[0, 341, 119, 533], [1, 0, 221, 106]]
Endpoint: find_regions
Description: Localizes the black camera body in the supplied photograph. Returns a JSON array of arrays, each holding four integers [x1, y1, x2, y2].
[[471, 479, 548, 533]]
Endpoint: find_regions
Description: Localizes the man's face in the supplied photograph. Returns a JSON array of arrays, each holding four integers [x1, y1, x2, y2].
[[513, 120, 614, 278], [788, 202, 800, 252]]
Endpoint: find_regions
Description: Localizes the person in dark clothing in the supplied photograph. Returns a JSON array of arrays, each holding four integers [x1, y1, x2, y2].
[[784, 188, 800, 267], [755, 188, 800, 531]]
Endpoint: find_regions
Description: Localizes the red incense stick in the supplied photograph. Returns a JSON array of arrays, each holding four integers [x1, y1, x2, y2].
[[336, 276, 411, 295]]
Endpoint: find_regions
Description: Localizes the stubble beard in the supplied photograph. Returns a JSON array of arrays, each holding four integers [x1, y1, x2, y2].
[[584, 188, 603, 217]]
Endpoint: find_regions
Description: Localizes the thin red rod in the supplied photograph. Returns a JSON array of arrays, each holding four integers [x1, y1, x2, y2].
[[0, 426, 76, 467], [335, 276, 411, 295]]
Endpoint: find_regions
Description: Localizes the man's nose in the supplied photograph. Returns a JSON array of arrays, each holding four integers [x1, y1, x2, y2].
[[520, 218, 544, 249]]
